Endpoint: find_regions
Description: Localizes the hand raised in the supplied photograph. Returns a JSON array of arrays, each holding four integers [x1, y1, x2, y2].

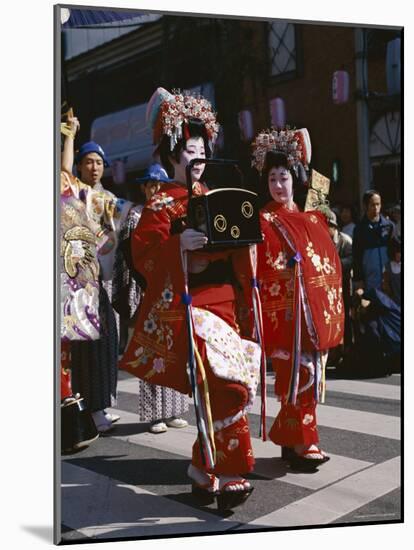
[[67, 115, 80, 136]]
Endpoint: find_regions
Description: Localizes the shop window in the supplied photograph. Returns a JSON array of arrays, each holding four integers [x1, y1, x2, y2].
[[268, 22, 298, 79], [370, 111, 401, 204]]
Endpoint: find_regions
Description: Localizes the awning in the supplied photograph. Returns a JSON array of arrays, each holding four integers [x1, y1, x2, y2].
[[61, 7, 159, 29], [90, 83, 216, 175], [91, 103, 153, 174]]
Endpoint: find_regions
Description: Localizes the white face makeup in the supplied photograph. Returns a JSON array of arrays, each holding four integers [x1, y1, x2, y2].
[[268, 165, 293, 206], [171, 137, 206, 185]]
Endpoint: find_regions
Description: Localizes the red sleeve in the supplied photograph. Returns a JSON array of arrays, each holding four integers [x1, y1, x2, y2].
[[119, 195, 189, 393], [130, 203, 182, 285], [230, 246, 256, 338]]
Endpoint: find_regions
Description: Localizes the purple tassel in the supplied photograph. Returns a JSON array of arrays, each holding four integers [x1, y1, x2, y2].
[[181, 292, 192, 305], [288, 269, 302, 404], [287, 251, 302, 268], [251, 277, 259, 289]]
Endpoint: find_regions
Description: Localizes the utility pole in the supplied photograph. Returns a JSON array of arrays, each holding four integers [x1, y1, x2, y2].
[[354, 28, 372, 211]]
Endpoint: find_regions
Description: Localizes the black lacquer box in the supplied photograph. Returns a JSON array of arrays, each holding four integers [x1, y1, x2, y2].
[[186, 159, 263, 248]]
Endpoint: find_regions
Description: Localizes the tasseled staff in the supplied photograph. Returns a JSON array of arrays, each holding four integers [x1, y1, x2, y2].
[[314, 350, 326, 404], [249, 245, 267, 441], [180, 249, 216, 469], [287, 251, 303, 405]]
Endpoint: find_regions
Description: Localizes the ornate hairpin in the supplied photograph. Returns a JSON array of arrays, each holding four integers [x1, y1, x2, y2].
[[146, 87, 220, 151], [251, 127, 312, 173]]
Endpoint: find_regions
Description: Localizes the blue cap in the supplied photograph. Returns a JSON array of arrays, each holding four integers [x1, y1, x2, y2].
[[75, 141, 111, 167], [135, 163, 173, 184]]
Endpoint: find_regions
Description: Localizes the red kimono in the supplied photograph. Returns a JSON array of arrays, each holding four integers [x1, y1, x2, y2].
[[119, 182, 261, 474], [258, 202, 344, 447]]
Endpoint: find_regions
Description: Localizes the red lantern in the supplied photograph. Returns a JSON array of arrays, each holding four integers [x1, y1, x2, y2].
[[270, 97, 286, 128], [238, 110, 254, 141], [332, 70, 350, 104]]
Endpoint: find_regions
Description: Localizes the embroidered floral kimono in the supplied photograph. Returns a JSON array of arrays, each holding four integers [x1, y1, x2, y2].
[[61, 172, 128, 411], [258, 202, 344, 446], [119, 182, 261, 474], [60, 171, 117, 341]]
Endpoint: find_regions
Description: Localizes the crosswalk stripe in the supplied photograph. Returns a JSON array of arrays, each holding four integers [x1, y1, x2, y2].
[[62, 373, 401, 539], [235, 456, 401, 528], [250, 396, 400, 440], [265, 374, 401, 400], [117, 377, 142, 390], [121, 374, 402, 402], [325, 379, 400, 400], [119, 375, 401, 401], [106, 407, 373, 491], [115, 377, 400, 440], [62, 462, 238, 539], [250, 438, 372, 491]]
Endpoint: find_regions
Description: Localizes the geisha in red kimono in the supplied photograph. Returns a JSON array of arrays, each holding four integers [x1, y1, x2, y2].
[[119, 88, 261, 511], [252, 128, 344, 471]]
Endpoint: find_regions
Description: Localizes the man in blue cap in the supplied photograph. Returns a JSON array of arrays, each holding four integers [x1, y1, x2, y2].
[[75, 141, 111, 188], [133, 162, 173, 199], [61, 116, 110, 188]]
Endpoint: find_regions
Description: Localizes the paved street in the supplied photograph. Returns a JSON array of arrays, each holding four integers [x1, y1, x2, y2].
[[60, 369, 401, 542]]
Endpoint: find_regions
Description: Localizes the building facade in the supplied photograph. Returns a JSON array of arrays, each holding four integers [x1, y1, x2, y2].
[[62, 12, 402, 211]]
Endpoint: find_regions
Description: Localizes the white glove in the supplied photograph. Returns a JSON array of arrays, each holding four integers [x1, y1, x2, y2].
[[180, 229, 208, 251]]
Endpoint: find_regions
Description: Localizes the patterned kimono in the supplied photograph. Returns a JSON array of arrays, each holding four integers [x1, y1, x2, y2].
[[61, 172, 128, 411], [119, 182, 261, 474], [258, 202, 344, 447], [60, 171, 117, 398]]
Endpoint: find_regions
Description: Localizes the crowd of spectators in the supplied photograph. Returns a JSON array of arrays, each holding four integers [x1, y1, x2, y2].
[[327, 190, 401, 374]]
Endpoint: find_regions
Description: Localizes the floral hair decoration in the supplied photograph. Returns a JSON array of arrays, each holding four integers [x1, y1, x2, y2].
[[146, 87, 220, 151], [251, 127, 312, 174]]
